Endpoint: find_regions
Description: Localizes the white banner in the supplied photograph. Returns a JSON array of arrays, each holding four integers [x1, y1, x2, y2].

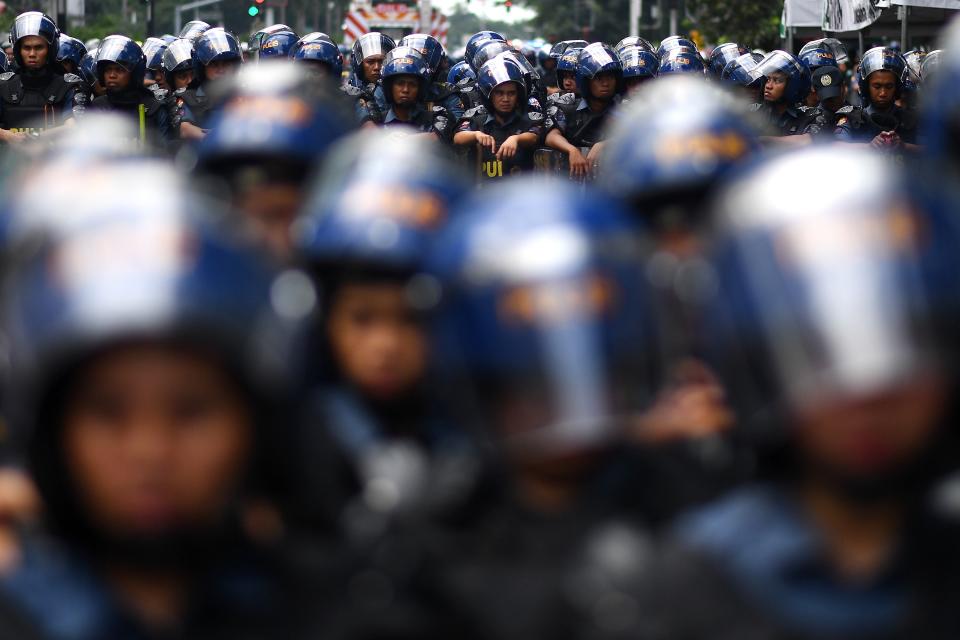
[[823, 0, 885, 31], [784, 0, 823, 26]]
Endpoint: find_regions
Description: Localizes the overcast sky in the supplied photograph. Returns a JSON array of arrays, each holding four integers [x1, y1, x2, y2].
[[432, 0, 538, 26]]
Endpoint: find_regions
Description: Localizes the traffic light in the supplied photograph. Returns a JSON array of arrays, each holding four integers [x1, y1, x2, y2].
[[504, 0, 511, 11], [248, 0, 264, 17]]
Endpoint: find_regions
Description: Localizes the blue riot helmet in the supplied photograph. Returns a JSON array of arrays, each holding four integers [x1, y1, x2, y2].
[[465, 30, 505, 68], [428, 178, 655, 457], [247, 23, 293, 59], [380, 46, 429, 105], [620, 47, 659, 89], [904, 49, 925, 78], [79, 47, 98, 86], [656, 35, 697, 58], [291, 37, 343, 77], [295, 129, 468, 276], [799, 37, 849, 66], [659, 46, 706, 76], [10, 11, 60, 69], [178, 19, 212, 42], [477, 55, 527, 112], [706, 147, 946, 437], [615, 35, 654, 55], [549, 39, 589, 63], [721, 52, 763, 84], [556, 46, 582, 91], [498, 49, 541, 98], [471, 39, 513, 73], [56, 34, 87, 74], [576, 42, 623, 98], [259, 29, 299, 59], [141, 37, 167, 79], [601, 76, 761, 225], [162, 37, 196, 88], [922, 49, 943, 83], [400, 33, 446, 80], [749, 50, 810, 105], [798, 45, 838, 76], [708, 42, 748, 78], [350, 32, 395, 83], [447, 60, 476, 85], [857, 47, 907, 106], [195, 27, 242, 66], [537, 43, 551, 68], [161, 34, 177, 44], [4, 159, 305, 540], [95, 35, 147, 89]]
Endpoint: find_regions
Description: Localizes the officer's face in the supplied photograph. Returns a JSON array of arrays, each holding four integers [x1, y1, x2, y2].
[[589, 72, 616, 99], [173, 68, 194, 89], [792, 374, 946, 482], [491, 82, 519, 114], [624, 75, 651, 95], [301, 60, 330, 80], [763, 71, 787, 103], [362, 54, 385, 83], [61, 60, 77, 75], [19, 35, 48, 70], [205, 58, 239, 82], [559, 72, 577, 92], [103, 63, 131, 92], [62, 344, 253, 537], [327, 282, 428, 401], [234, 180, 302, 261], [868, 70, 898, 109], [391, 75, 419, 105]]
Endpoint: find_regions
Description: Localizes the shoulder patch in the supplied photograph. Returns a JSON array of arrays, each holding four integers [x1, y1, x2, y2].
[[0, 72, 16, 82], [341, 84, 362, 97], [463, 105, 486, 118], [529, 111, 544, 122], [62, 73, 82, 85], [836, 105, 855, 115]]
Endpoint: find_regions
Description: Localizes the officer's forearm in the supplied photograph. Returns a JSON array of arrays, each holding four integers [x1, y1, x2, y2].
[[453, 131, 479, 146], [515, 132, 538, 148], [179, 121, 206, 140], [546, 128, 575, 154]]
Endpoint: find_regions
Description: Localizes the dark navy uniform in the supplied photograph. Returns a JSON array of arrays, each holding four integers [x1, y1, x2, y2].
[[456, 104, 544, 176], [547, 95, 618, 148], [0, 70, 79, 133], [753, 101, 834, 137], [834, 103, 918, 144]]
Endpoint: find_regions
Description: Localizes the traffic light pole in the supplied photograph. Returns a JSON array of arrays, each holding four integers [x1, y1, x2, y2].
[[419, 0, 432, 34], [629, 0, 639, 36], [174, 0, 222, 34]]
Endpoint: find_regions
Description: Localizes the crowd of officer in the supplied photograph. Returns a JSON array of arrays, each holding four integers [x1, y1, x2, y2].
[[0, 7, 959, 640]]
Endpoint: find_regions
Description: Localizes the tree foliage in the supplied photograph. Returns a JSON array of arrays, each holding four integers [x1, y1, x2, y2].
[[684, 0, 782, 50]]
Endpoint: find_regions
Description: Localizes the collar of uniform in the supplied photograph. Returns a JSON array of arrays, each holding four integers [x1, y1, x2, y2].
[[485, 110, 521, 126], [384, 104, 424, 123], [576, 98, 590, 111]]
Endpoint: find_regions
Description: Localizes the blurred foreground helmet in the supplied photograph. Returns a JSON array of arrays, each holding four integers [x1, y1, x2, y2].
[[708, 42, 747, 78], [601, 76, 761, 222], [857, 47, 906, 106], [350, 32, 395, 80], [576, 42, 623, 98], [429, 179, 655, 457], [197, 61, 354, 177], [259, 29, 298, 58], [295, 129, 468, 275], [707, 147, 945, 421], [178, 19, 212, 42], [749, 50, 810, 105], [4, 159, 305, 531]]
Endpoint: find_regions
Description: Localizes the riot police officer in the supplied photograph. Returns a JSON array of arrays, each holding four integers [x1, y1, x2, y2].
[[454, 55, 544, 178], [0, 12, 80, 141], [835, 47, 920, 153], [545, 42, 623, 178], [290, 34, 344, 82], [85, 35, 171, 143], [345, 32, 395, 124], [750, 50, 832, 143], [175, 27, 242, 141], [368, 46, 452, 140]]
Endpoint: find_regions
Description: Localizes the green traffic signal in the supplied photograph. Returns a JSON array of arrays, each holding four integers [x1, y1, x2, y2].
[[248, 5, 259, 15]]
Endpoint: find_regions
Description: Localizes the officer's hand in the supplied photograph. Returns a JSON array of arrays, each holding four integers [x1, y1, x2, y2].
[[568, 148, 589, 178], [586, 142, 604, 165], [0, 468, 40, 574], [885, 132, 902, 149], [871, 133, 891, 149], [1, 131, 28, 144], [476, 132, 497, 154], [497, 135, 518, 160]]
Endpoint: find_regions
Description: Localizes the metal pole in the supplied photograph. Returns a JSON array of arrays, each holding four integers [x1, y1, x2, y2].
[[900, 5, 908, 49], [630, 0, 639, 37], [669, 7, 677, 34], [787, 26, 794, 53], [175, 5, 181, 33], [858, 29, 863, 57], [147, 0, 155, 37], [420, 0, 432, 34]]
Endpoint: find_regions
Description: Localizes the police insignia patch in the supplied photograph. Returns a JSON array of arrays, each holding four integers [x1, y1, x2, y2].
[[820, 75, 832, 87]]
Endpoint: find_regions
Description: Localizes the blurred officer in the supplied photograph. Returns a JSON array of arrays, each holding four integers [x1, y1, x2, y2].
[[545, 39, 589, 92], [174, 28, 242, 141], [620, 47, 659, 95], [0, 12, 80, 141], [447, 60, 480, 111], [798, 44, 839, 107], [345, 32, 394, 123], [546, 42, 623, 178], [246, 23, 292, 60], [399, 33, 464, 120], [290, 34, 344, 82], [750, 50, 832, 143], [618, 146, 960, 640], [55, 34, 86, 76], [161, 38, 195, 92], [454, 55, 544, 177], [86, 36, 171, 143], [707, 42, 747, 79], [0, 158, 304, 639], [835, 47, 919, 153], [194, 61, 354, 262], [553, 46, 582, 97], [140, 37, 168, 92]]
